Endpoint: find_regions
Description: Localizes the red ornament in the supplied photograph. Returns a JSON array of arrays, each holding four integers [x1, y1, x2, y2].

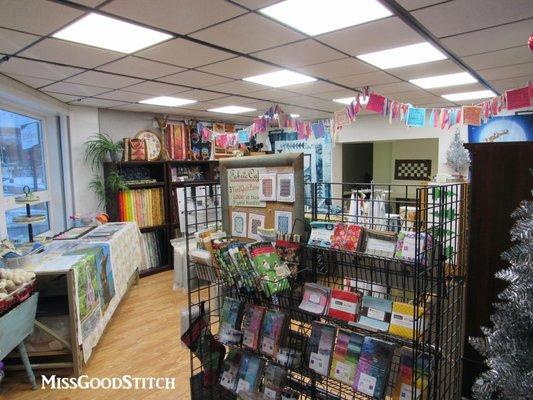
[[529, 33, 533, 52]]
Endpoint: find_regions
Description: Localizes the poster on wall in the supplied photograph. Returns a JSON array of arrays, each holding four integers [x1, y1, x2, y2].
[[468, 114, 533, 143], [227, 167, 266, 207]]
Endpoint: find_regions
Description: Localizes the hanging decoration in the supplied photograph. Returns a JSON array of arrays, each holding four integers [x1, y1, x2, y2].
[[196, 104, 330, 152], [332, 80, 533, 135]]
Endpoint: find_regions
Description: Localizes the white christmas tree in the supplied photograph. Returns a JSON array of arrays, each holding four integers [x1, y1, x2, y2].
[[446, 129, 470, 174]]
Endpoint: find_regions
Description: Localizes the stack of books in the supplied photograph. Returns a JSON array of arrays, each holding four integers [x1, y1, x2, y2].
[[117, 188, 165, 227]]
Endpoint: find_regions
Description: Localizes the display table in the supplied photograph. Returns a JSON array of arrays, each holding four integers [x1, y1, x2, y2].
[[7, 223, 144, 376]]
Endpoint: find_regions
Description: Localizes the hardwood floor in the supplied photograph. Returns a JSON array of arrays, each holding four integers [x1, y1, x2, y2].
[[0, 271, 192, 400]]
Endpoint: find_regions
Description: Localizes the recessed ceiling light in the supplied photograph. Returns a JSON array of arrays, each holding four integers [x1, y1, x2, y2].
[[290, 114, 300, 118], [357, 42, 446, 69], [208, 106, 256, 114], [260, 0, 392, 36], [243, 70, 316, 88], [53, 13, 172, 53], [410, 72, 477, 89], [139, 96, 197, 107], [442, 90, 496, 101], [333, 96, 369, 105]]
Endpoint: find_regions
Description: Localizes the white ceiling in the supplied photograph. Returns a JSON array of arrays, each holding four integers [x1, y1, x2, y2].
[[0, 0, 531, 123]]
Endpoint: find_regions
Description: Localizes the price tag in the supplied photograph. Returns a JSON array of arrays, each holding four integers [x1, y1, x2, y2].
[[261, 337, 275, 356], [400, 383, 412, 399], [242, 331, 255, 348], [263, 387, 278, 400], [236, 379, 250, 394], [356, 372, 377, 396], [309, 293, 321, 304], [309, 352, 329, 375], [334, 361, 353, 383], [367, 307, 386, 321]]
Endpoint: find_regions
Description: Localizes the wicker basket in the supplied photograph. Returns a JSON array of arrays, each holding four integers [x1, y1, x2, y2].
[[0, 279, 37, 315]]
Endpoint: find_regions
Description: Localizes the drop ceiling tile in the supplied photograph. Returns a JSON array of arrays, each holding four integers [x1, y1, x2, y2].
[[231, 0, 281, 9], [158, 70, 233, 88], [429, 82, 486, 96], [97, 56, 185, 79], [190, 13, 304, 53], [66, 71, 144, 89], [0, 28, 39, 54], [75, 98, 129, 108], [40, 82, 109, 97], [209, 96, 255, 106], [387, 60, 463, 81], [417, 101, 456, 108], [284, 81, 342, 95], [108, 103, 161, 112], [175, 89, 228, 101], [412, 0, 533, 38], [396, 0, 444, 10], [297, 58, 377, 79], [0, 58, 83, 80], [204, 80, 265, 94], [332, 71, 400, 88], [252, 39, 345, 68], [245, 88, 301, 101], [0, 0, 82, 35], [44, 92, 82, 102], [19, 38, 123, 68], [391, 91, 441, 103], [198, 57, 278, 79], [441, 19, 533, 56], [124, 81, 190, 95], [477, 62, 533, 81], [317, 17, 422, 56], [371, 81, 418, 95], [313, 89, 361, 101], [5, 74, 55, 88], [242, 100, 277, 112], [102, 0, 246, 35], [462, 47, 533, 70], [490, 76, 532, 92], [95, 90, 152, 102], [136, 38, 234, 68], [179, 101, 226, 111]]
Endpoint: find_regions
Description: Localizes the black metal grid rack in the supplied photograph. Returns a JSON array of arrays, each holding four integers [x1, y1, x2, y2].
[[184, 181, 468, 400]]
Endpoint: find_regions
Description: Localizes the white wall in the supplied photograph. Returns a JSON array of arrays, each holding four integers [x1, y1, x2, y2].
[[98, 108, 157, 143], [336, 114, 468, 177]]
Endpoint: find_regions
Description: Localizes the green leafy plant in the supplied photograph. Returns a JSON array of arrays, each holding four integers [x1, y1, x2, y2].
[[89, 172, 129, 207], [84, 133, 123, 170]]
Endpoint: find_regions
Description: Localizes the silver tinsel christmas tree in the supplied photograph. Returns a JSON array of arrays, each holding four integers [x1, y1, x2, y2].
[[469, 198, 533, 399], [446, 129, 470, 173]]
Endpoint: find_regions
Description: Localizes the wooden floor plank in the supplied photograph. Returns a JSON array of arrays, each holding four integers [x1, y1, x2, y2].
[[0, 271, 191, 400]]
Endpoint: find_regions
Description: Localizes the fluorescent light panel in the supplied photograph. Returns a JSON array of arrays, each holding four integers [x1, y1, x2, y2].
[[333, 96, 368, 105], [243, 70, 316, 88], [260, 0, 391, 36], [208, 106, 256, 114], [53, 13, 172, 53], [139, 96, 197, 107], [290, 114, 300, 118], [410, 72, 477, 89], [442, 90, 496, 101], [357, 42, 446, 69]]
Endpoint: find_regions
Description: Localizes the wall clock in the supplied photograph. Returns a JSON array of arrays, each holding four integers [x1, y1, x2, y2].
[[135, 130, 162, 161]]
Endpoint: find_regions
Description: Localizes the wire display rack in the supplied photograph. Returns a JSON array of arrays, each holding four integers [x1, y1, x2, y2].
[[184, 181, 468, 400]]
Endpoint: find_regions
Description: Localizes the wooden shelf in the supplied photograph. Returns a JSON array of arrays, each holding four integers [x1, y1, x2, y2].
[[139, 264, 172, 278], [171, 180, 217, 187], [139, 224, 168, 233], [125, 182, 165, 189]]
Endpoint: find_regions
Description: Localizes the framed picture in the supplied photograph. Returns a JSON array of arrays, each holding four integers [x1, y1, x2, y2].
[[231, 211, 247, 238], [277, 173, 295, 202], [274, 210, 292, 235], [361, 230, 398, 258], [394, 160, 431, 181], [248, 213, 265, 241], [259, 173, 277, 201]]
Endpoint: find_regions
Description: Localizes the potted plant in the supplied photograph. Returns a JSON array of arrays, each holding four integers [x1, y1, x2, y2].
[[84, 133, 123, 169], [89, 172, 129, 207]]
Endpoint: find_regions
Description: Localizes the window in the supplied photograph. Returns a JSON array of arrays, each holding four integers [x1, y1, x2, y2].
[[0, 108, 51, 242]]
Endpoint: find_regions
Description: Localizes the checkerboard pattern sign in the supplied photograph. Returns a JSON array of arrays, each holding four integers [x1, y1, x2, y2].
[[394, 159, 432, 181]]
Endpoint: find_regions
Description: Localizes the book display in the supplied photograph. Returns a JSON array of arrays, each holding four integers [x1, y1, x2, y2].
[[184, 168, 467, 399]]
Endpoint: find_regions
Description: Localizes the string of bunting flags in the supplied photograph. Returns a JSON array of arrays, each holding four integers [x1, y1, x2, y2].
[[333, 81, 533, 135], [196, 105, 330, 150]]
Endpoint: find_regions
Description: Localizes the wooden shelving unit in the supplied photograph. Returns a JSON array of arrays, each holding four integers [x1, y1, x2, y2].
[[103, 160, 219, 276]]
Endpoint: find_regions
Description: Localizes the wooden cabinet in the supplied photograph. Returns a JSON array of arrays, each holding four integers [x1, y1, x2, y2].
[[462, 142, 533, 397]]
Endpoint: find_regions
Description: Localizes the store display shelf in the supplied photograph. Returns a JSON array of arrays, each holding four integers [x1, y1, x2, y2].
[[139, 224, 168, 233], [125, 182, 165, 189]]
